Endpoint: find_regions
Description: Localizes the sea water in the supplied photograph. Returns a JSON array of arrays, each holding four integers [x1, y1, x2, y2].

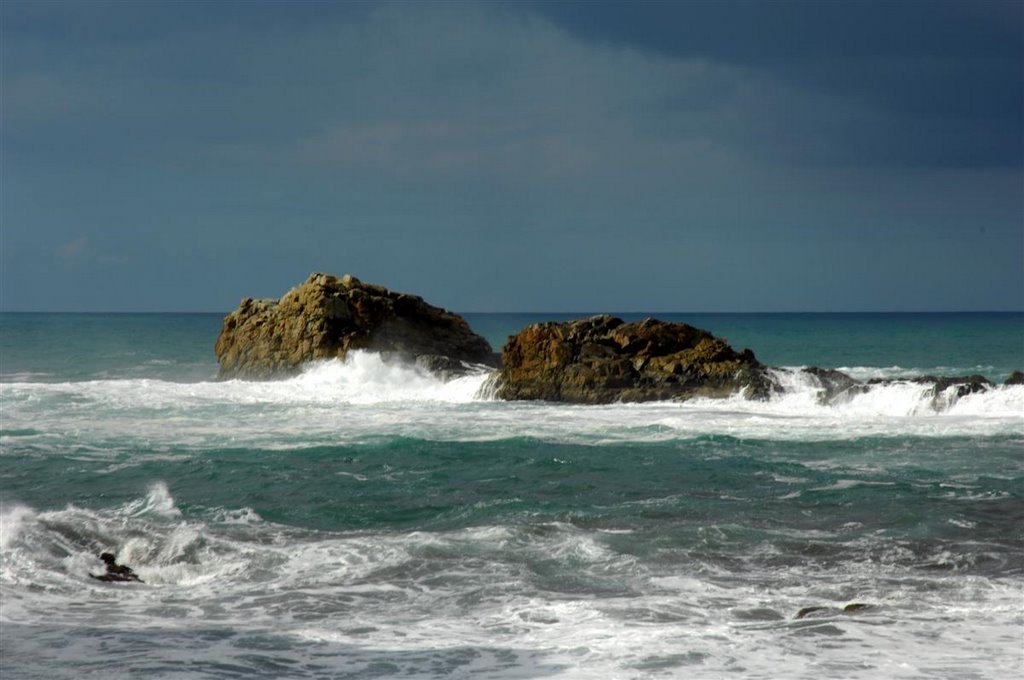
[[1, 312, 1022, 679]]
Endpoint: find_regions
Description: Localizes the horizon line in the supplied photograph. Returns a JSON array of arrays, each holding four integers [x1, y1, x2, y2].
[[2, 309, 1022, 316]]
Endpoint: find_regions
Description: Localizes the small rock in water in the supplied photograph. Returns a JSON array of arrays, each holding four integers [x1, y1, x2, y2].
[[90, 552, 143, 583], [795, 603, 873, 619], [795, 606, 829, 619]]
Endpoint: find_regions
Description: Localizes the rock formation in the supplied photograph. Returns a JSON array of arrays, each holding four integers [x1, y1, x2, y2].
[[215, 274, 1024, 399], [215, 273, 497, 380], [494, 315, 775, 404]]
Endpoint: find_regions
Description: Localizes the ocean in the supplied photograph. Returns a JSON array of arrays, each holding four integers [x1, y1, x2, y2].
[[1, 311, 1022, 679]]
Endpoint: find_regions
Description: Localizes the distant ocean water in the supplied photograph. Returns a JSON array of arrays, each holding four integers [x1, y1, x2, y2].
[[1, 312, 1022, 679]]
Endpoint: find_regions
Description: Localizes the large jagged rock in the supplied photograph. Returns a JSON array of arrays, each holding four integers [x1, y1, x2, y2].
[[494, 315, 775, 403], [215, 273, 497, 380]]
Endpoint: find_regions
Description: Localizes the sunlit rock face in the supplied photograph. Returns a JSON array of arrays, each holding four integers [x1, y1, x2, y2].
[[215, 273, 496, 380], [495, 314, 774, 403]]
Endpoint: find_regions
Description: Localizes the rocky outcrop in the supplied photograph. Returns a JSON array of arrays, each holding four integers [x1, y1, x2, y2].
[[1005, 370, 1024, 386], [215, 273, 497, 380], [494, 315, 775, 404]]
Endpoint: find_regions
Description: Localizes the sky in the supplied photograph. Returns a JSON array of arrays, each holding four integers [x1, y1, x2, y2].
[[2, 0, 1022, 312]]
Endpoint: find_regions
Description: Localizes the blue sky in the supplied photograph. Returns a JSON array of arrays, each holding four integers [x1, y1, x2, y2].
[[3, 0, 1022, 312]]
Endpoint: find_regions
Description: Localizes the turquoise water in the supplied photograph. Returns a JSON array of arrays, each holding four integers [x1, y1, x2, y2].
[[3, 311, 1022, 381], [1, 313, 1022, 678]]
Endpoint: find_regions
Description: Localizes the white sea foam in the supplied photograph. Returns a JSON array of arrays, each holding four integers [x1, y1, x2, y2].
[[266, 353, 492, 404], [6, 489, 1021, 679], [0, 504, 35, 550], [0, 490, 273, 601], [0, 351, 490, 408], [122, 481, 181, 518], [1, 354, 1021, 453]]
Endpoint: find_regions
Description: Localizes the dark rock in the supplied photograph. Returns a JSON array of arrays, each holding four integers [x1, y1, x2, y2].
[[843, 603, 871, 613], [1005, 370, 1024, 386], [494, 315, 776, 404], [802, 367, 860, 404], [913, 374, 993, 395], [215, 273, 497, 380], [912, 374, 993, 408], [863, 374, 994, 409], [90, 552, 142, 583], [795, 606, 829, 619], [411, 353, 499, 382], [795, 603, 873, 619]]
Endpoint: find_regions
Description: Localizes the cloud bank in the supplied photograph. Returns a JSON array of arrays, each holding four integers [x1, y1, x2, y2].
[[2, 1, 1021, 311]]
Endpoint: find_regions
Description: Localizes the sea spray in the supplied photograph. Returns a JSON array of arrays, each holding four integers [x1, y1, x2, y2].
[[278, 353, 493, 404], [2, 362, 1022, 458]]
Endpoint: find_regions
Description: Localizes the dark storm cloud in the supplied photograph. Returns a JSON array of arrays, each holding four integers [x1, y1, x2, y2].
[[526, 0, 1024, 168], [1, 0, 1020, 312], [526, 0, 1021, 62]]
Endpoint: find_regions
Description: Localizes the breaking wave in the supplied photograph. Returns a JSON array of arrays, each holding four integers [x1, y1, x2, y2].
[[1, 354, 1020, 453]]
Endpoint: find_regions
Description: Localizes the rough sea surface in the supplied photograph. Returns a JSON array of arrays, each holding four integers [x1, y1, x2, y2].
[[2, 312, 1022, 679]]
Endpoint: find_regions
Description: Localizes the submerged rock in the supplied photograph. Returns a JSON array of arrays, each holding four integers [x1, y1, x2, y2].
[[494, 315, 775, 404], [215, 273, 497, 380], [905, 374, 994, 409], [795, 606, 829, 619], [917, 374, 992, 396], [801, 366, 863, 404], [855, 373, 997, 410]]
